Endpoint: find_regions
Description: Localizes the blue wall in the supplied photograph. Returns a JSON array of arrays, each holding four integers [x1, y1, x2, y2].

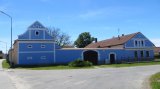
[[15, 22, 155, 65], [125, 33, 154, 48], [19, 52, 54, 65], [54, 49, 154, 65], [19, 43, 55, 51]]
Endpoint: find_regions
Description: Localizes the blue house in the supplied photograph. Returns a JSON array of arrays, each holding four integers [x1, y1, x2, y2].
[[9, 21, 155, 65]]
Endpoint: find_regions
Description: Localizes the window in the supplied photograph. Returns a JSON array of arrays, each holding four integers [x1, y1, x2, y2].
[[35, 31, 39, 36], [41, 56, 46, 59], [139, 41, 141, 47], [146, 51, 150, 57], [135, 41, 138, 46], [41, 45, 45, 48], [28, 45, 32, 48], [141, 51, 144, 58], [134, 51, 138, 58], [141, 41, 144, 46]]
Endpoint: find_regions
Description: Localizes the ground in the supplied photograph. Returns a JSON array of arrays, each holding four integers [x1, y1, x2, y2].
[[0, 59, 16, 89], [1, 60, 160, 89]]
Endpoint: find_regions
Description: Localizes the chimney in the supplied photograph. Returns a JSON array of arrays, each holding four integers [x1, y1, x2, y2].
[[122, 34, 124, 36], [94, 38, 98, 43], [118, 35, 120, 40]]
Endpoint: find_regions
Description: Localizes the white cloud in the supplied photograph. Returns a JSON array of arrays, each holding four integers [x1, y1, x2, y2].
[[150, 38, 160, 47]]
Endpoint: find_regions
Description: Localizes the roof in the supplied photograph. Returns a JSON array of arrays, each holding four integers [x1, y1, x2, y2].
[[154, 47, 160, 53], [60, 48, 124, 50], [85, 32, 140, 48], [28, 21, 45, 29]]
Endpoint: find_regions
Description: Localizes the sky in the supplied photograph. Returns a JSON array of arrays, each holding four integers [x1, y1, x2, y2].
[[0, 0, 160, 53]]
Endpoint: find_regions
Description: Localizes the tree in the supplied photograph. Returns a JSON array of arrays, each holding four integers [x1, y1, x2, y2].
[[74, 32, 94, 48], [47, 27, 71, 47]]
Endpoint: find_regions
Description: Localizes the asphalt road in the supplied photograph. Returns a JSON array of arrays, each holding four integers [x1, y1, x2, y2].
[[6, 65, 160, 89], [0, 59, 16, 89]]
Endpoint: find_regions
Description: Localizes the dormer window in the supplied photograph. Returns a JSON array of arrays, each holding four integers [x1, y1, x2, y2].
[[35, 31, 39, 36]]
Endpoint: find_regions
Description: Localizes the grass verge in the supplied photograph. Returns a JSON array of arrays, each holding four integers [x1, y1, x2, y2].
[[15, 65, 94, 70], [97, 61, 160, 68], [2, 59, 10, 69], [2, 60, 160, 70], [150, 72, 160, 89], [2, 60, 93, 70]]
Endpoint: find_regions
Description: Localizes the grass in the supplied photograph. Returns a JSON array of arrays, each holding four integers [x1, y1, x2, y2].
[[2, 59, 93, 70], [150, 72, 160, 89], [97, 61, 160, 68], [15, 65, 94, 70], [2, 59, 10, 69], [2, 59, 160, 70]]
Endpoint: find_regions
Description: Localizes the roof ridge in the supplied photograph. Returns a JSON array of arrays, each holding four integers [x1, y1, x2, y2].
[[28, 21, 46, 29], [85, 32, 141, 48], [95, 32, 140, 43]]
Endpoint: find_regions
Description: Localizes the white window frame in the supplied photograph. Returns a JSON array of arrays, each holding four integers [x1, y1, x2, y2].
[[134, 40, 138, 47], [28, 45, 32, 48], [35, 31, 40, 36], [146, 51, 150, 57], [41, 45, 46, 48], [140, 50, 144, 58]]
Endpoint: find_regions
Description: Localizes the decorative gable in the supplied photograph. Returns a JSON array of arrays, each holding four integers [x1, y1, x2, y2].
[[18, 21, 53, 40], [28, 21, 45, 29]]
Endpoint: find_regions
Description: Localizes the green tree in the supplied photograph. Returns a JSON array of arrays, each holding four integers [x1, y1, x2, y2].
[[74, 32, 94, 48]]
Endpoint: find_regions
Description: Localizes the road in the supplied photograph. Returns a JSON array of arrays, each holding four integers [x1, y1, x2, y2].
[[6, 65, 160, 89], [0, 59, 16, 89]]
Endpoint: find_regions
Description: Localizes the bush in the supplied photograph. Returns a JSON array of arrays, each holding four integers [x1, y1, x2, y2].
[[68, 59, 93, 67]]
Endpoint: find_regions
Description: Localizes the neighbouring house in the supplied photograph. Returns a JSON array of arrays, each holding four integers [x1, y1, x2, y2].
[[154, 47, 160, 55], [0, 51, 4, 59], [9, 21, 155, 65]]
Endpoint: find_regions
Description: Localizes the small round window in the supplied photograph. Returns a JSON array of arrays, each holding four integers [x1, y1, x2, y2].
[[35, 31, 39, 36]]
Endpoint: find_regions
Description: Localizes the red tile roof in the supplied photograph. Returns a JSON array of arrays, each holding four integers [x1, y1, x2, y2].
[[85, 32, 140, 48], [154, 47, 160, 53]]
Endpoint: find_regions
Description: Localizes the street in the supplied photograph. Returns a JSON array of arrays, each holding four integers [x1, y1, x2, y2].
[[0, 59, 16, 89], [6, 65, 160, 89]]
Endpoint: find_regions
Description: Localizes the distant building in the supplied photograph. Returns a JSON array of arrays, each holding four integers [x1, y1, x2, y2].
[[0, 51, 4, 59], [9, 21, 155, 65], [154, 47, 160, 55]]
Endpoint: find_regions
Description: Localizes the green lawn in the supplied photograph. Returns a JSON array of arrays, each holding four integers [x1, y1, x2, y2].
[[2, 59, 10, 69], [16, 65, 94, 70], [97, 61, 160, 68], [2, 59, 93, 70], [2, 59, 160, 70], [150, 72, 160, 89]]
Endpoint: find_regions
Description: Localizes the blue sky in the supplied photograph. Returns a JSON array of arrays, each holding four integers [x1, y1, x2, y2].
[[0, 0, 160, 52]]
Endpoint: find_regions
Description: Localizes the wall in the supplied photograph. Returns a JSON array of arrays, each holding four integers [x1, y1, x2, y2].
[[18, 41, 57, 65], [125, 33, 154, 48]]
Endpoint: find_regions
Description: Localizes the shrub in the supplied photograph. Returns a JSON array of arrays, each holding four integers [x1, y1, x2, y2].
[[68, 59, 93, 67]]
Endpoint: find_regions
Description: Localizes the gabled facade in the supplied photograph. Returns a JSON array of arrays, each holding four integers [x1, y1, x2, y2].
[[10, 21, 155, 65], [11, 21, 60, 65]]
